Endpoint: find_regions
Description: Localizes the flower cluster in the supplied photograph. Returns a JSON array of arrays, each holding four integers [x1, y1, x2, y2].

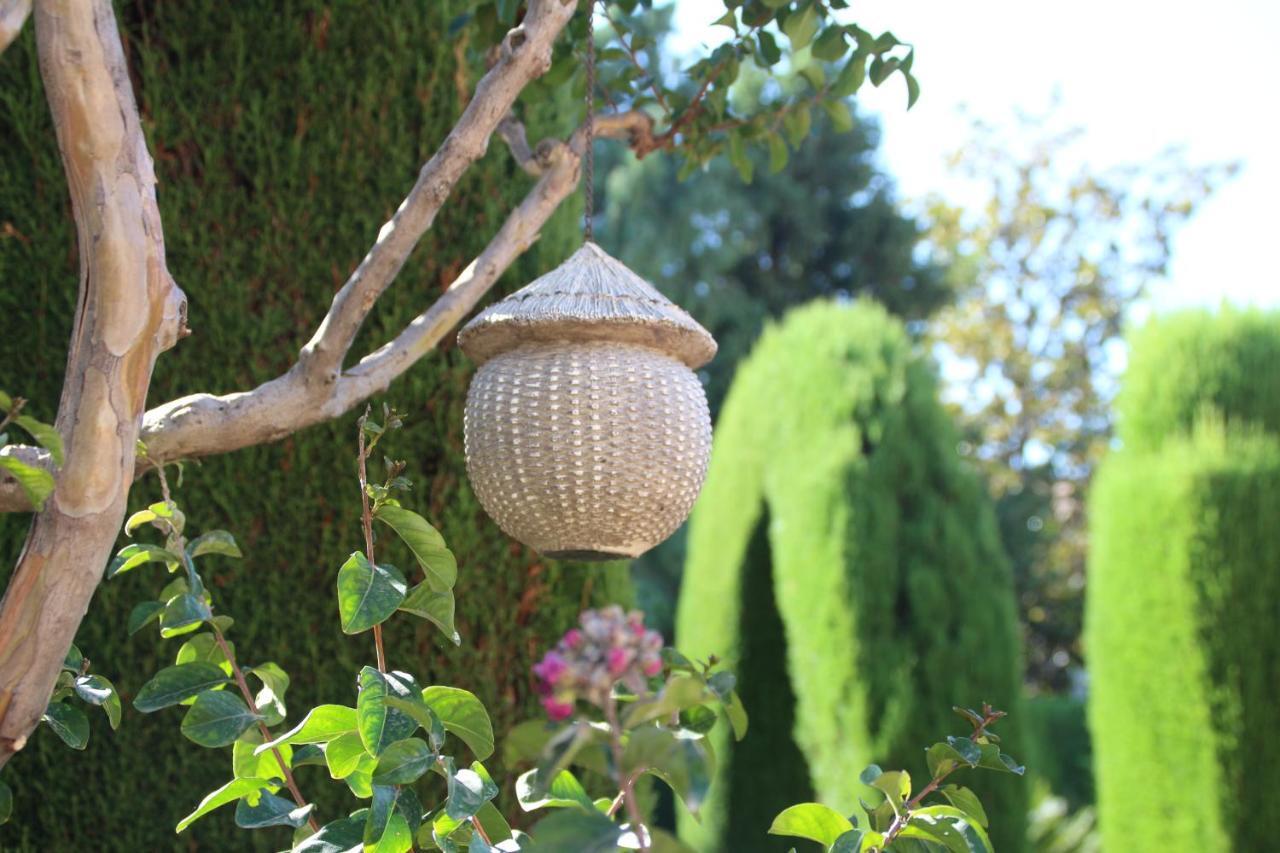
[[533, 606, 664, 721]]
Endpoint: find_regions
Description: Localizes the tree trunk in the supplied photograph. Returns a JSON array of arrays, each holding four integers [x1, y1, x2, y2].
[[0, 0, 185, 767]]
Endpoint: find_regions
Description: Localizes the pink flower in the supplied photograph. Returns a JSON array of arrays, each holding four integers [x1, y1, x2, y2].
[[606, 647, 632, 676], [533, 652, 568, 686], [542, 696, 574, 721], [642, 656, 663, 677], [563, 628, 583, 649]]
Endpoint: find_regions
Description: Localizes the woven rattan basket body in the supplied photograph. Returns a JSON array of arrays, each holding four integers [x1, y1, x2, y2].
[[458, 242, 716, 560]]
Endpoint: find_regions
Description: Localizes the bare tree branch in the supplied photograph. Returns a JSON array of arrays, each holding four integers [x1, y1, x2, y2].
[[296, 0, 578, 380], [0, 0, 186, 767], [0, 0, 30, 54]]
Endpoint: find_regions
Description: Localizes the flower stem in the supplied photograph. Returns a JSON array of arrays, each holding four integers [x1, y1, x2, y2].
[[604, 694, 648, 852], [356, 410, 387, 673]]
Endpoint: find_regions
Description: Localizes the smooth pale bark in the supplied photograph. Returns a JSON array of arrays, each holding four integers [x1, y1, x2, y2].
[[0, 0, 186, 766]]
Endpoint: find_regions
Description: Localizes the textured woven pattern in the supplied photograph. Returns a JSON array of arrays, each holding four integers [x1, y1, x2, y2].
[[464, 341, 711, 558], [458, 241, 717, 369]]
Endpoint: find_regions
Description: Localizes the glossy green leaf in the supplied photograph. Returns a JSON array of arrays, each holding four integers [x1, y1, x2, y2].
[[127, 600, 165, 635], [399, 582, 460, 645], [822, 99, 855, 133], [42, 701, 89, 750], [175, 632, 233, 675], [159, 593, 212, 638], [187, 530, 242, 559], [235, 788, 313, 829], [323, 730, 370, 779], [370, 737, 434, 785], [756, 30, 782, 65], [767, 133, 789, 174], [385, 694, 446, 751], [294, 813, 366, 852], [336, 553, 407, 634], [624, 674, 709, 727], [175, 777, 278, 832], [422, 686, 494, 760], [531, 807, 621, 852], [181, 691, 260, 747], [357, 667, 419, 755], [107, 543, 182, 578], [12, 415, 62, 465], [722, 690, 748, 741], [940, 785, 988, 829], [374, 505, 457, 591], [365, 784, 398, 846], [0, 455, 54, 510], [135, 662, 230, 712], [812, 25, 849, 61], [781, 3, 820, 48], [61, 643, 82, 673], [727, 131, 753, 184], [255, 704, 357, 754], [250, 662, 289, 727], [444, 758, 498, 821], [768, 803, 854, 847], [870, 769, 911, 811], [623, 726, 713, 816], [233, 737, 292, 781], [831, 50, 869, 97], [905, 71, 921, 108], [515, 767, 595, 812]]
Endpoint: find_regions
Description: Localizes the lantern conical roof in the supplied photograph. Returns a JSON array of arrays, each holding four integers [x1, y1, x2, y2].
[[457, 241, 716, 369]]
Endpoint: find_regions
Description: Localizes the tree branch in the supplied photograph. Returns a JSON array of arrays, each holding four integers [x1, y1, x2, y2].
[[0, 0, 30, 54], [0, 0, 186, 768], [295, 0, 578, 380]]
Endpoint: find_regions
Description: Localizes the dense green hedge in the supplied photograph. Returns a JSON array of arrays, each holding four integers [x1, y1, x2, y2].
[[1023, 695, 1092, 811], [1088, 309, 1280, 852], [676, 301, 1027, 852], [0, 3, 628, 850]]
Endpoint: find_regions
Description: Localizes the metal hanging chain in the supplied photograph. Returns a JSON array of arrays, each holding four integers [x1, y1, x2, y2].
[[583, 1, 596, 242]]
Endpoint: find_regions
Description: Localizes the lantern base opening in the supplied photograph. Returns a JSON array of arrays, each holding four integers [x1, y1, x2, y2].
[[544, 549, 630, 562]]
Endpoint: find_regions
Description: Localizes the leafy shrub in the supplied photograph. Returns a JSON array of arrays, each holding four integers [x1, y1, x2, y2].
[[676, 300, 1027, 852]]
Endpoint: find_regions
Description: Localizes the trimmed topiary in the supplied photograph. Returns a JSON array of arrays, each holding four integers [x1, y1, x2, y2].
[[0, 3, 625, 850], [676, 300, 1027, 852], [1088, 308, 1280, 853]]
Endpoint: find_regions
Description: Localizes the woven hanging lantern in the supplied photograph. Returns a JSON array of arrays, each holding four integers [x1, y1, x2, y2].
[[457, 241, 717, 560]]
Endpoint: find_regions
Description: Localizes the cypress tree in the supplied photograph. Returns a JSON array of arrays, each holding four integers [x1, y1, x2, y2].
[[0, 3, 627, 849], [676, 300, 1027, 852], [1087, 309, 1280, 852]]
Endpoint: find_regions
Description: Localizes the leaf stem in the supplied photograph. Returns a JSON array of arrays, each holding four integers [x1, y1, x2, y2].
[[355, 409, 387, 674], [604, 693, 648, 853], [210, 623, 320, 833], [0, 396, 25, 434]]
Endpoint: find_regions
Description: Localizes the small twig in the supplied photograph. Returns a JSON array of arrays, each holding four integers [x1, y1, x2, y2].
[[211, 622, 320, 833], [604, 694, 648, 853], [355, 408, 387, 674], [0, 396, 25, 434], [470, 815, 493, 846]]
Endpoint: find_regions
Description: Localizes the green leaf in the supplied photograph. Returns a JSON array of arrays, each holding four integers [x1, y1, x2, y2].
[[127, 601, 165, 635], [822, 99, 855, 133], [108, 543, 182, 578], [233, 737, 292, 781], [624, 725, 713, 816], [812, 25, 849, 61], [181, 691, 260, 747], [255, 704, 357, 754], [756, 30, 782, 66], [251, 662, 289, 727], [370, 737, 434, 785], [42, 701, 89, 750], [175, 777, 280, 832], [831, 50, 869, 97], [236, 788, 314, 829], [444, 758, 498, 820], [625, 674, 709, 727], [869, 55, 901, 87], [336, 553, 407, 634], [400, 582, 460, 645], [940, 785, 988, 829], [385, 695, 446, 751], [870, 769, 911, 811], [767, 134, 789, 174], [976, 742, 1024, 774], [176, 632, 233, 675], [902, 806, 992, 853], [294, 814, 366, 852], [768, 803, 854, 847], [375, 505, 457, 591], [905, 71, 920, 108], [292, 743, 327, 767], [187, 530, 242, 559], [13, 415, 62, 465], [722, 690, 749, 741], [0, 779, 11, 825], [516, 767, 595, 812], [781, 3, 820, 49], [366, 785, 399, 847], [531, 808, 622, 851], [422, 686, 494, 760], [159, 593, 212, 638], [0, 455, 55, 510], [324, 731, 373, 780], [135, 662, 230, 712], [529, 721, 609, 798], [61, 643, 82, 673], [357, 667, 419, 755]]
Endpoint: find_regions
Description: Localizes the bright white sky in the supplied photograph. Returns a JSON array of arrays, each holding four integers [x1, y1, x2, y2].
[[671, 0, 1279, 315]]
